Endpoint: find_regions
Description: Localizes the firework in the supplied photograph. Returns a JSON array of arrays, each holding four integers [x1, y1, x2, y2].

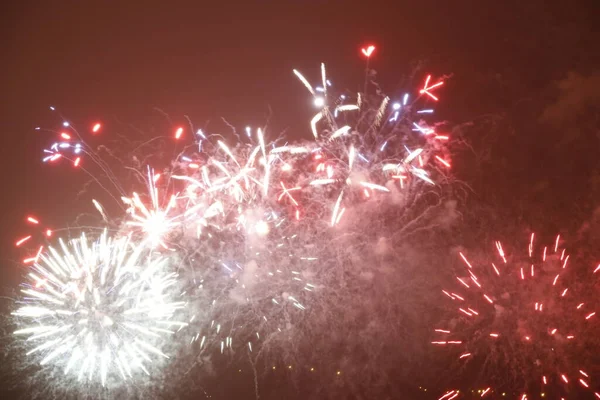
[[33, 49, 449, 234], [12, 231, 187, 387], [16, 46, 453, 393], [434, 234, 599, 398], [157, 60, 448, 355]]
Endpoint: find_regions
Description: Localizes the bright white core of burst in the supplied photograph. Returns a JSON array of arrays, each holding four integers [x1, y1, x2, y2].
[[13, 233, 186, 386], [143, 212, 169, 243], [255, 220, 270, 236], [313, 97, 325, 107]]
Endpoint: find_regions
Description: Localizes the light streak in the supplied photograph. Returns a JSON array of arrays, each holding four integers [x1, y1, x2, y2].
[[361, 45, 375, 57]]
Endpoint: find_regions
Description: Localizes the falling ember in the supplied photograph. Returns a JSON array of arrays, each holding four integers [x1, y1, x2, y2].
[[435, 155, 451, 167], [361, 45, 376, 57], [491, 263, 500, 275], [459, 308, 472, 316], [585, 312, 595, 320], [60, 132, 71, 140], [528, 232, 535, 257], [15, 236, 32, 247], [439, 390, 458, 400], [543, 246, 547, 261], [457, 277, 470, 288], [92, 122, 102, 133], [459, 252, 473, 269], [419, 74, 444, 101], [26, 216, 39, 224], [22, 246, 43, 264], [451, 293, 464, 301], [175, 127, 184, 139], [495, 241, 507, 263], [73, 157, 81, 167]]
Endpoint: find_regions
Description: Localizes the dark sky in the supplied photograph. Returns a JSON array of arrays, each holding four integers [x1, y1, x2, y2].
[[1, 1, 599, 398]]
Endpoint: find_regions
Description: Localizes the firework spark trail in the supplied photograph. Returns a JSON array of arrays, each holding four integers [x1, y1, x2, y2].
[[12, 231, 187, 387], [434, 234, 599, 398]]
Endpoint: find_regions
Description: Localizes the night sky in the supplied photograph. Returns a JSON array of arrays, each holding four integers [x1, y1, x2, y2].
[[1, 1, 599, 399]]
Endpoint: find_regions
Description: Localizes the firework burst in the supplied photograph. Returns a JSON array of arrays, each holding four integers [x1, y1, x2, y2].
[[14, 46, 454, 396], [12, 231, 187, 388], [434, 234, 599, 398]]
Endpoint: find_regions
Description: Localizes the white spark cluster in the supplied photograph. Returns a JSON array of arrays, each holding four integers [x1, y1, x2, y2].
[[12, 231, 187, 387]]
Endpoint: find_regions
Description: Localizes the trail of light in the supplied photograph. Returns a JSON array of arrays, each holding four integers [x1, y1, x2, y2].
[[435, 156, 451, 168], [419, 75, 444, 101], [361, 45, 375, 57], [16, 236, 32, 247], [439, 390, 457, 400], [459, 252, 473, 269], [293, 69, 316, 96], [175, 127, 184, 139]]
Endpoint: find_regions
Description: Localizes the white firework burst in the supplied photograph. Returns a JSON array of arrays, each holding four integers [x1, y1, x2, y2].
[[12, 231, 187, 387]]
